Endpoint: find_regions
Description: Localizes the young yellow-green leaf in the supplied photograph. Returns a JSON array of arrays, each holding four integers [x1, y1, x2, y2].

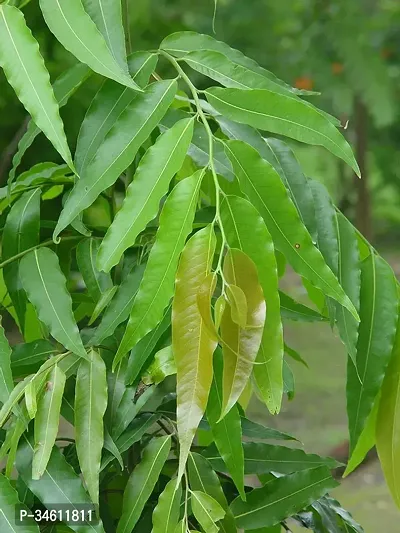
[[39, 0, 141, 91], [25, 380, 37, 420], [3, 189, 41, 335], [20, 248, 88, 360], [75, 52, 158, 175], [196, 273, 218, 340], [0, 473, 39, 533], [55, 79, 177, 240], [191, 491, 226, 533], [0, 320, 13, 406], [226, 284, 247, 329], [175, 520, 186, 533], [0, 375, 33, 428], [207, 348, 245, 499], [143, 345, 176, 385], [77, 239, 113, 303], [81, 0, 127, 71], [221, 248, 266, 417], [225, 141, 358, 320], [173, 224, 217, 481], [75, 349, 107, 505], [115, 171, 203, 366], [152, 477, 182, 533], [32, 364, 66, 479], [207, 89, 359, 174], [347, 254, 398, 454], [0, 5, 73, 168], [231, 466, 338, 530], [214, 295, 226, 331], [98, 117, 194, 271], [117, 436, 171, 533], [222, 195, 284, 414]]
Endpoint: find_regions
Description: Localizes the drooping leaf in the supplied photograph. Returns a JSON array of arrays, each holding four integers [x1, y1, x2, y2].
[[206, 89, 359, 174], [0, 5, 73, 168], [0, 473, 39, 533], [231, 466, 338, 530], [197, 273, 218, 339], [226, 284, 248, 328], [115, 413, 160, 455], [32, 364, 66, 479], [220, 248, 266, 417], [0, 320, 13, 405], [278, 291, 327, 322], [55, 79, 177, 240], [2, 189, 41, 333], [152, 478, 182, 533], [111, 385, 155, 440], [24, 380, 37, 420], [105, 358, 127, 429], [88, 286, 118, 325], [75, 349, 107, 505], [11, 339, 55, 377], [240, 418, 297, 442], [98, 117, 194, 271], [221, 194, 283, 413], [115, 170, 203, 366], [173, 224, 217, 480], [103, 428, 124, 470], [347, 254, 398, 454], [191, 491, 226, 533], [284, 344, 308, 368], [207, 348, 245, 499], [76, 239, 113, 303], [117, 436, 171, 533], [75, 52, 158, 175], [225, 141, 358, 320], [39, 0, 141, 91], [20, 248, 88, 360]]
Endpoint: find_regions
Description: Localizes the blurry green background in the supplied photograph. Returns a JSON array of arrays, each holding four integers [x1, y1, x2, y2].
[[1, 1, 400, 530]]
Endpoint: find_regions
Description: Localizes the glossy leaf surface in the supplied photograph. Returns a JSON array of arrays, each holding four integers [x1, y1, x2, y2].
[[191, 491, 226, 533], [77, 239, 113, 303]]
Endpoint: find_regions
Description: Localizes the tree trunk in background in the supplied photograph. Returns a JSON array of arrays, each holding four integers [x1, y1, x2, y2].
[[353, 96, 372, 241]]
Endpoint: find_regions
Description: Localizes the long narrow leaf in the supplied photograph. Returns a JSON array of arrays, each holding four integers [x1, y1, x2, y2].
[[0, 473, 39, 532], [0, 320, 13, 406]]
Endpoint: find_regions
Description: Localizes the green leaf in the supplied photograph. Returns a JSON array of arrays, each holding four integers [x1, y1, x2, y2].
[[105, 358, 127, 428], [16, 436, 105, 533], [9, 63, 90, 184], [347, 254, 398, 454], [221, 194, 283, 414], [103, 428, 123, 470], [32, 364, 66, 479], [173, 224, 217, 480], [0, 320, 13, 405], [284, 344, 308, 369], [221, 248, 266, 417], [0, 473, 39, 532], [3, 189, 41, 333], [39, 0, 141, 91], [143, 345, 176, 385], [25, 380, 37, 419], [98, 117, 194, 271], [20, 248, 88, 360], [75, 52, 158, 175], [278, 291, 327, 322], [282, 360, 295, 401], [225, 141, 358, 320], [75, 349, 107, 505], [117, 436, 171, 533], [11, 339, 55, 377], [207, 349, 245, 499], [115, 412, 160, 454], [0, 376, 33, 428], [88, 286, 118, 325], [55, 79, 177, 240], [115, 170, 203, 365], [152, 478, 182, 533], [377, 313, 400, 508], [0, 5, 73, 168], [207, 89, 359, 174], [81, 0, 127, 71], [231, 466, 338, 530], [204, 442, 339, 475], [240, 418, 297, 442], [191, 491, 226, 533], [76, 239, 113, 303], [111, 385, 154, 440]]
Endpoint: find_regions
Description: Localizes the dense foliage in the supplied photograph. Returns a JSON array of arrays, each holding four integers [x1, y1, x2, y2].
[[0, 1, 399, 533]]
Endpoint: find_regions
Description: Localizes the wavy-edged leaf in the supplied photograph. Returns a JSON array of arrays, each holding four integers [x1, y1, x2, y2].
[[9, 63, 90, 184], [173, 224, 217, 480], [191, 491, 225, 533], [55, 79, 177, 239], [221, 194, 283, 414], [207, 89, 359, 174], [16, 436, 105, 533], [39, 0, 141, 91], [81, 0, 126, 71], [152, 477, 182, 533], [0, 5, 73, 168], [0, 320, 13, 405], [20, 248, 88, 360], [207, 348, 245, 499], [279, 291, 327, 322], [221, 248, 265, 417], [98, 117, 194, 271], [32, 364, 66, 479], [75, 348, 107, 505], [143, 345, 176, 385], [115, 170, 203, 366], [347, 254, 398, 454], [231, 466, 338, 530], [11, 339, 55, 377], [75, 52, 158, 175], [225, 140, 358, 320], [117, 436, 171, 533], [240, 418, 297, 442], [0, 473, 39, 533], [77, 239, 112, 303]]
